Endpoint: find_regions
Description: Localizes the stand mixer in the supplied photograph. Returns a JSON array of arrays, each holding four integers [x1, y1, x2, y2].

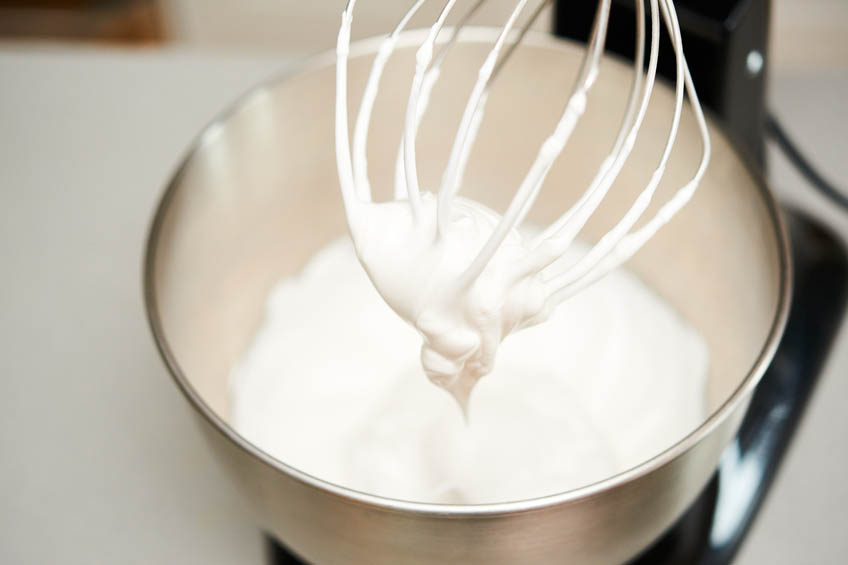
[[143, 1, 847, 563]]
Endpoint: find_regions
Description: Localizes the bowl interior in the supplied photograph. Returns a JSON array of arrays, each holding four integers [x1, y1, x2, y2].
[[148, 31, 785, 489]]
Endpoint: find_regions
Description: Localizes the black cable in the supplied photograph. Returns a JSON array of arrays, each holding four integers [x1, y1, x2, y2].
[[766, 113, 848, 211]]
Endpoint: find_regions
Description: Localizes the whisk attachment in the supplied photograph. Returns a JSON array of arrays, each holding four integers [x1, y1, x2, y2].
[[335, 0, 710, 413]]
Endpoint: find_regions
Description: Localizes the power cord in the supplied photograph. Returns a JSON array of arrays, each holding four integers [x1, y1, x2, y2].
[[766, 113, 848, 211]]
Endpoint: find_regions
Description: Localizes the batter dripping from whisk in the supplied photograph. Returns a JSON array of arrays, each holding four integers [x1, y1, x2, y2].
[[335, 0, 709, 413]]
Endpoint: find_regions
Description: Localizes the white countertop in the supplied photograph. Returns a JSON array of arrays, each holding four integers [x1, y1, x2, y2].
[[0, 45, 845, 564]]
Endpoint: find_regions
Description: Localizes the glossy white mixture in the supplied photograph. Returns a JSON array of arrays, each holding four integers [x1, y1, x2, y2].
[[231, 237, 708, 504], [349, 193, 551, 414]]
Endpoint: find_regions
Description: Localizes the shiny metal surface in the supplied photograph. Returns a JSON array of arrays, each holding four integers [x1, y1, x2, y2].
[[144, 30, 790, 564]]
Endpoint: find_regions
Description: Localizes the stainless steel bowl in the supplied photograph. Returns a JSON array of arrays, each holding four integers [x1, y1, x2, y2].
[[144, 30, 790, 564]]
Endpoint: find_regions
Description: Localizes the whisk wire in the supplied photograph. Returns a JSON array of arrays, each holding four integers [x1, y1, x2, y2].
[[353, 0, 429, 202], [397, 0, 553, 201], [549, 0, 711, 305], [403, 0, 462, 221], [334, 0, 361, 224], [529, 0, 658, 254], [457, 0, 612, 288], [545, 0, 685, 290], [391, 0, 489, 199], [436, 0, 532, 236]]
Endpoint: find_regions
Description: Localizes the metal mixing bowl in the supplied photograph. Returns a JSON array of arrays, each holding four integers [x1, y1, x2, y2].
[[144, 30, 790, 564]]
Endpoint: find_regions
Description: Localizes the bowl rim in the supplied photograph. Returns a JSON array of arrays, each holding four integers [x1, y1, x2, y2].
[[143, 27, 792, 517]]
